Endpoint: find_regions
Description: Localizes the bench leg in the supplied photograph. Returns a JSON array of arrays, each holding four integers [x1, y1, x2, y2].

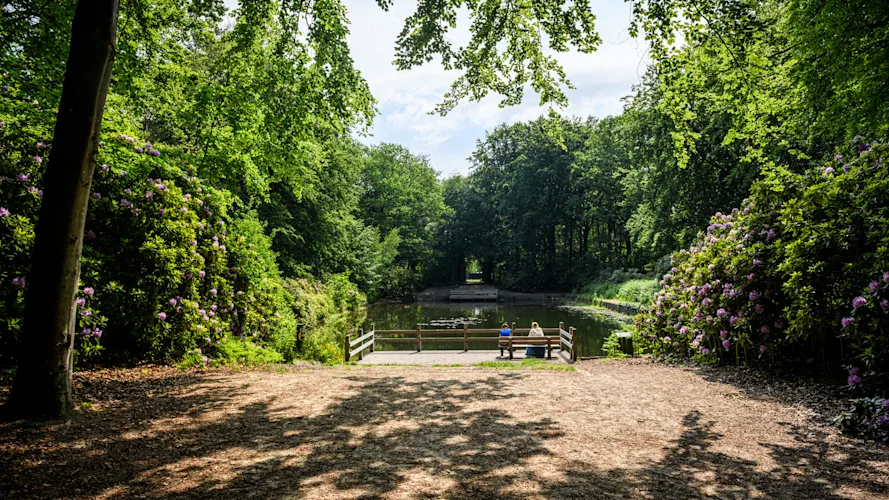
[[509, 348, 513, 360]]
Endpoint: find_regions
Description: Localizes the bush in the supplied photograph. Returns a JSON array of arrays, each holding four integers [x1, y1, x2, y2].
[[282, 276, 366, 363], [579, 270, 659, 305], [835, 398, 889, 443], [0, 81, 301, 367], [636, 137, 889, 390]]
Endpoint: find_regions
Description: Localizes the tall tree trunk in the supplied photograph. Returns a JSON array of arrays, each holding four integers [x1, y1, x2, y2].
[[7, 0, 119, 419]]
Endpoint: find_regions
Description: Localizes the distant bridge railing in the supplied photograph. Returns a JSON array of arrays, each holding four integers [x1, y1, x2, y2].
[[344, 322, 577, 363]]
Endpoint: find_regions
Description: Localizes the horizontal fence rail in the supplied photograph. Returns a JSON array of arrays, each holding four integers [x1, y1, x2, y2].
[[346, 322, 577, 363], [344, 325, 375, 361]]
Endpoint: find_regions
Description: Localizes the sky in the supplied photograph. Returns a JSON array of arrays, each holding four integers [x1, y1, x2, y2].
[[225, 0, 650, 176]]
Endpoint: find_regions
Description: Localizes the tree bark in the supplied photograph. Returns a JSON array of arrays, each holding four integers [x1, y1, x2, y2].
[[6, 0, 119, 419]]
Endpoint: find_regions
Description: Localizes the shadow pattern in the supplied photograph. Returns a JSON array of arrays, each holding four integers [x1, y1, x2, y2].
[[1, 369, 887, 499]]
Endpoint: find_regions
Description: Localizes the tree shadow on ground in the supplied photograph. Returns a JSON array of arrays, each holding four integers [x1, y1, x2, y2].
[[1, 369, 888, 499], [547, 411, 889, 499]]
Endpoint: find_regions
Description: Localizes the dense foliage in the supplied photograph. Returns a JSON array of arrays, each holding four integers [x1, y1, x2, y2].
[[636, 139, 889, 389], [0, 0, 451, 367]]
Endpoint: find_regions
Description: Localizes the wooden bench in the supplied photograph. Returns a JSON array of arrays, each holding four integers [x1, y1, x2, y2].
[[498, 336, 556, 359]]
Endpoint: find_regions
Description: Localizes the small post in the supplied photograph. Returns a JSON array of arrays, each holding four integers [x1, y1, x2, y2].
[[416, 323, 422, 352], [559, 321, 565, 333], [370, 323, 375, 353], [570, 327, 577, 362], [547, 337, 552, 360], [344, 333, 351, 362], [508, 336, 514, 360], [463, 323, 468, 352], [511, 322, 516, 333], [357, 328, 364, 360]]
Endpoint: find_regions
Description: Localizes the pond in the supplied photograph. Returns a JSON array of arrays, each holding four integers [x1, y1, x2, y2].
[[365, 302, 628, 358]]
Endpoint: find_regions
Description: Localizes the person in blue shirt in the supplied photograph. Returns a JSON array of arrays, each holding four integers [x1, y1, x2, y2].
[[498, 323, 512, 357]]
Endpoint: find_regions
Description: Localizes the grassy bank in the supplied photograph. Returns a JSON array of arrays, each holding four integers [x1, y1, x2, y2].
[[578, 278, 659, 305]]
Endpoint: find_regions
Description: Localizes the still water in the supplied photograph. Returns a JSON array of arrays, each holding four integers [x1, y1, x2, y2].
[[365, 302, 626, 358]]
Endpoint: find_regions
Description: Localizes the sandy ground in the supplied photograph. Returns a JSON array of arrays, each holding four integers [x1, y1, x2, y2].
[[2, 360, 888, 499]]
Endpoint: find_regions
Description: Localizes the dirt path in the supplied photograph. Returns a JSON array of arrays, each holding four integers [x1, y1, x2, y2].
[[2, 360, 888, 499]]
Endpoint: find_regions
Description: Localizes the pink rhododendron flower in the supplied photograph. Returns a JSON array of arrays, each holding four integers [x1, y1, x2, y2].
[[83, 287, 94, 296], [158, 312, 167, 321], [759, 345, 766, 353], [870, 281, 880, 293], [841, 317, 854, 328], [852, 296, 867, 309]]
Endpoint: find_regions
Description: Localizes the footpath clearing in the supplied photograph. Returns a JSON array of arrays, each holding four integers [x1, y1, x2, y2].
[[2, 360, 888, 499]]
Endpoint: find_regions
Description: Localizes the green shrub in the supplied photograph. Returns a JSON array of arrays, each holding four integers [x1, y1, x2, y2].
[[580, 276, 659, 305], [282, 275, 366, 363], [636, 138, 889, 390], [0, 81, 300, 367], [602, 330, 644, 358], [213, 337, 284, 366]]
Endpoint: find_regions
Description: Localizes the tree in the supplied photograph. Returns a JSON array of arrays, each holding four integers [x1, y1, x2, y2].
[[5, 0, 605, 418], [7, 0, 120, 418]]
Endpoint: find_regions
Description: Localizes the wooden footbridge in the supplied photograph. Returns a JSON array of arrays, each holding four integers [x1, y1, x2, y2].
[[448, 288, 498, 302], [345, 322, 578, 365]]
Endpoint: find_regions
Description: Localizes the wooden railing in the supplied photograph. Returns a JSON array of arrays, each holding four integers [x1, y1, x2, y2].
[[344, 321, 577, 363], [345, 325, 376, 361], [559, 322, 577, 363]]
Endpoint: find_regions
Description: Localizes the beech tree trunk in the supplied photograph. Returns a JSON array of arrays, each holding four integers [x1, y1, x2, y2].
[[6, 0, 119, 418]]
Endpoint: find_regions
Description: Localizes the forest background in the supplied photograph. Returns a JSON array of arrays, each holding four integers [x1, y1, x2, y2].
[[1, 0, 888, 418]]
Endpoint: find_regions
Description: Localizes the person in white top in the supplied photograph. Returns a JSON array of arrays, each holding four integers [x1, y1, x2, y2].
[[526, 322, 546, 357]]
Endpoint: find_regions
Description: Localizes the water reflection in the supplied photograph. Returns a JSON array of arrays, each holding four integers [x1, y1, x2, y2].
[[365, 302, 626, 357]]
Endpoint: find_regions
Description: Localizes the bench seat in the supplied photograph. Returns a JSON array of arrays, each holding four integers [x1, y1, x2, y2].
[[498, 336, 557, 359]]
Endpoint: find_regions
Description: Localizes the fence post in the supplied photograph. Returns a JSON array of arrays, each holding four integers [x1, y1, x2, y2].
[[559, 321, 565, 333], [416, 323, 422, 352], [570, 327, 577, 362], [463, 323, 468, 352], [344, 333, 351, 362], [370, 323, 375, 353], [511, 322, 516, 332], [357, 328, 364, 360]]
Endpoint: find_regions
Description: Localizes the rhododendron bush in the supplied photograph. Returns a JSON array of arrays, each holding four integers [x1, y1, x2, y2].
[[637, 138, 889, 390], [0, 77, 351, 366]]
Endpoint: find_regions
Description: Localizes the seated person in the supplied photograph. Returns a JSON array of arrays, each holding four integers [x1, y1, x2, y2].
[[526, 321, 546, 358], [498, 323, 511, 355]]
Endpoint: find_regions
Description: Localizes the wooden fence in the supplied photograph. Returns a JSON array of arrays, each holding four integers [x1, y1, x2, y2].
[[344, 322, 577, 363]]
